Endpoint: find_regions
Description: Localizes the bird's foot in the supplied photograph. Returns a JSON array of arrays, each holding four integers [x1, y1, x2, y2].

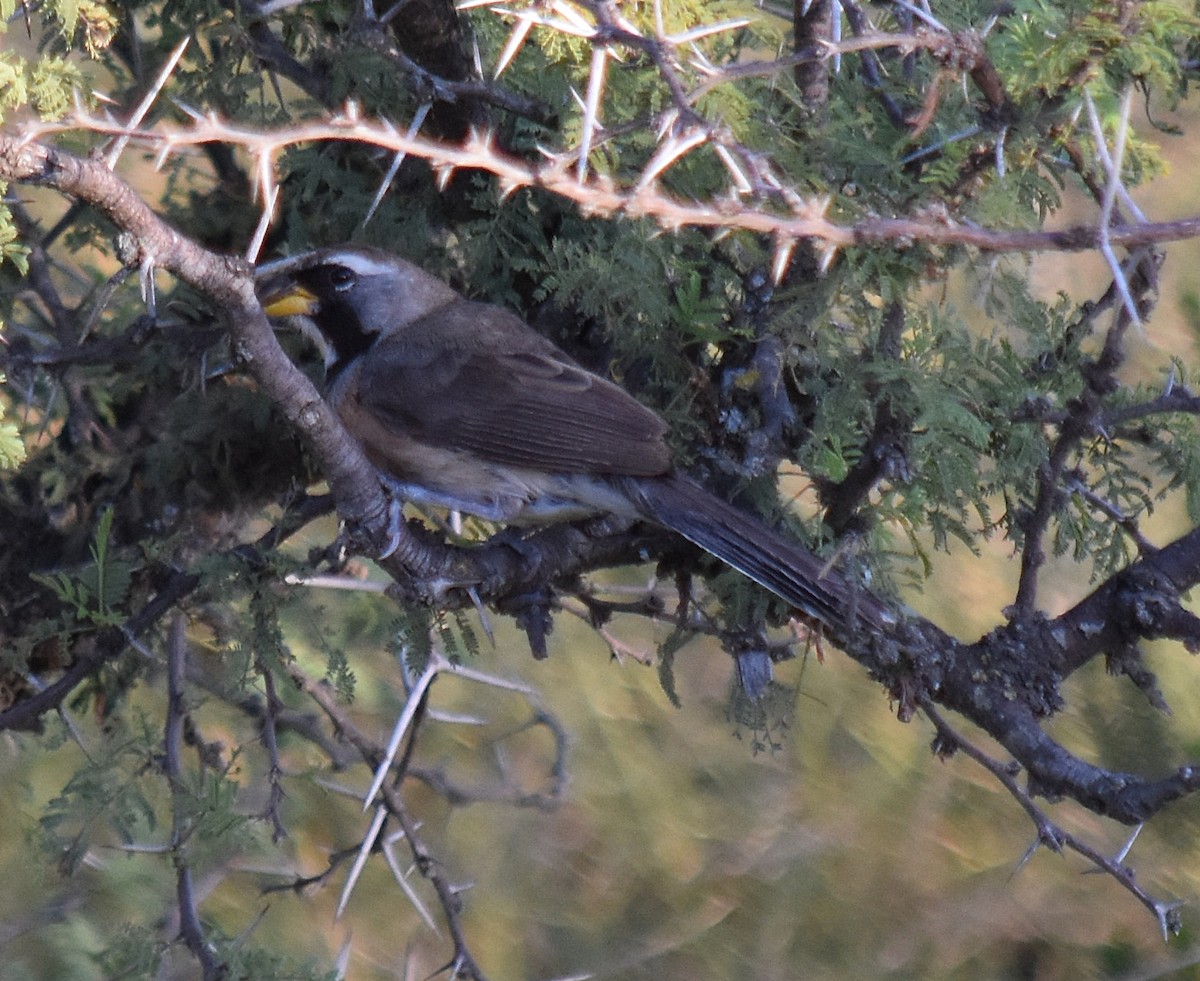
[[377, 492, 406, 559], [577, 512, 636, 539], [487, 525, 543, 573]]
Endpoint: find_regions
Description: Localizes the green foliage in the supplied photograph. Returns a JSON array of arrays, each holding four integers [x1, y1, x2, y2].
[[0, 0, 115, 122], [445, 608, 483, 662], [1149, 410, 1200, 524], [0, 52, 84, 122], [32, 509, 131, 626], [727, 677, 794, 755], [93, 917, 340, 979], [298, 601, 358, 697], [0, 384, 26, 470], [92, 924, 167, 979], [656, 628, 691, 708], [993, 0, 1192, 100], [391, 608, 435, 676], [0, 213, 29, 274], [37, 717, 160, 874]]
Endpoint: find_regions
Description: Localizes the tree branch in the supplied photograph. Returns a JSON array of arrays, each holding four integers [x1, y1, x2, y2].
[[12, 120, 1200, 257]]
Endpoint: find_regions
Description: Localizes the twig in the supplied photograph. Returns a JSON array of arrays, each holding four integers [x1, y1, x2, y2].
[[167, 614, 222, 979], [104, 37, 191, 169], [0, 568, 199, 732], [922, 701, 1184, 938], [257, 657, 289, 842]]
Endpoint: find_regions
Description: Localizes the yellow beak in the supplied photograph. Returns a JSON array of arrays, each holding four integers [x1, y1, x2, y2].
[[261, 283, 319, 318]]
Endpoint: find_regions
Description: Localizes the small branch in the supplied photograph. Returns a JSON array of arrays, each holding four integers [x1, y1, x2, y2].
[[256, 658, 289, 842], [408, 705, 568, 809], [1065, 477, 1156, 557], [1011, 250, 1159, 617], [819, 301, 912, 534], [260, 843, 362, 896], [794, 0, 833, 113], [923, 702, 1184, 936], [167, 615, 221, 979], [0, 568, 199, 732], [836, 2, 909, 126], [1051, 525, 1200, 677]]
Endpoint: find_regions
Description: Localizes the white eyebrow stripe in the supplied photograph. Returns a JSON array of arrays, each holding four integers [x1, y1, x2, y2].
[[321, 252, 395, 276], [255, 250, 396, 280]]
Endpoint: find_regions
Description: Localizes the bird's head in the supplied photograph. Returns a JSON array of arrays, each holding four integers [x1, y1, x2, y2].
[[257, 246, 459, 369]]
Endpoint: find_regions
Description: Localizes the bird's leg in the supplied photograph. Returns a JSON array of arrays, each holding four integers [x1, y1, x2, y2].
[[483, 525, 546, 575], [377, 492, 406, 560], [575, 511, 637, 539]]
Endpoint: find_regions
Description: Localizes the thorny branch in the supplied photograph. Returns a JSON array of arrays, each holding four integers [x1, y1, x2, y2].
[[921, 703, 1185, 941], [284, 658, 495, 981], [12, 113, 1200, 266]]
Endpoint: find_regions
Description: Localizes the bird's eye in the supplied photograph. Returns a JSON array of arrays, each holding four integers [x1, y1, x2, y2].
[[329, 267, 355, 292]]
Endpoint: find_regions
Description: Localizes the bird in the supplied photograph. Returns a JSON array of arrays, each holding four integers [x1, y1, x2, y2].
[[257, 245, 890, 634]]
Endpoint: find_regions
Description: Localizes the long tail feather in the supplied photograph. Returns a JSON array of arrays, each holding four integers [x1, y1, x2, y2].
[[624, 474, 892, 631]]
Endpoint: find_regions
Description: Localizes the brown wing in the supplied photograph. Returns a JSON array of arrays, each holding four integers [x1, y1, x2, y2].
[[354, 301, 672, 477]]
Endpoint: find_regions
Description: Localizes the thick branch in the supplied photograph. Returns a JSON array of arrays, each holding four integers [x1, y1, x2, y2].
[[1052, 526, 1200, 676]]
